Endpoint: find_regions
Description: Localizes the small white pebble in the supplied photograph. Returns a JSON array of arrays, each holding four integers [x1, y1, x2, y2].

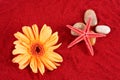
[[95, 25, 111, 34], [71, 22, 85, 36], [84, 9, 97, 26]]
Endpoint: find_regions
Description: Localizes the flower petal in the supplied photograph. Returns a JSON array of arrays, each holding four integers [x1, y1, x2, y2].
[[32, 24, 39, 39], [15, 43, 27, 49], [45, 32, 58, 47], [13, 43, 28, 55], [45, 52, 63, 62], [46, 52, 63, 62], [12, 49, 27, 55], [13, 40, 19, 44], [30, 57, 38, 73], [22, 26, 35, 41], [13, 40, 29, 48], [14, 32, 30, 44], [37, 58, 45, 75], [41, 57, 57, 71], [47, 43, 62, 51], [12, 54, 25, 63], [22, 26, 30, 37], [54, 62, 61, 66], [40, 24, 52, 44], [19, 55, 31, 69]]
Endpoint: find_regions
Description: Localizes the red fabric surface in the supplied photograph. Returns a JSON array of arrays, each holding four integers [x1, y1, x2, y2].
[[0, 0, 120, 80]]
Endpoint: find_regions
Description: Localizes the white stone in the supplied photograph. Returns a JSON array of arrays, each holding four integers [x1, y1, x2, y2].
[[71, 22, 85, 36], [84, 9, 97, 26], [95, 25, 111, 34]]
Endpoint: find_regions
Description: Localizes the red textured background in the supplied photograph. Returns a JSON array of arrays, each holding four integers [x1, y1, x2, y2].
[[0, 0, 120, 80]]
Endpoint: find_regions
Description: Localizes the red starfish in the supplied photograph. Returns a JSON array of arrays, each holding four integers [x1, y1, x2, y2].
[[66, 18, 106, 56]]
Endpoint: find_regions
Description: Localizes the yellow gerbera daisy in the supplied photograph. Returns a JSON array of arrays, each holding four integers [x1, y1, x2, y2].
[[12, 24, 63, 75]]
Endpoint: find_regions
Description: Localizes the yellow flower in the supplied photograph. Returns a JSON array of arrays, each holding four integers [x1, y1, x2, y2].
[[12, 24, 63, 75]]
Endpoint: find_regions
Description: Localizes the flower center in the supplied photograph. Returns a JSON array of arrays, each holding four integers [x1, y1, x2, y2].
[[30, 43, 44, 55], [36, 46, 41, 53]]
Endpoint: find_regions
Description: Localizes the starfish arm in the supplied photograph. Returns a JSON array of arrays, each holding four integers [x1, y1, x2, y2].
[[84, 17, 92, 32], [66, 25, 84, 34], [87, 33, 106, 38], [84, 36, 94, 56], [68, 35, 84, 48]]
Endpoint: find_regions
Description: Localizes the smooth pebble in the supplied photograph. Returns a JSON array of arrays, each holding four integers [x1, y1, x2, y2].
[[71, 22, 85, 36], [90, 31, 96, 45], [90, 37, 96, 46], [95, 25, 111, 34], [84, 9, 97, 26]]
